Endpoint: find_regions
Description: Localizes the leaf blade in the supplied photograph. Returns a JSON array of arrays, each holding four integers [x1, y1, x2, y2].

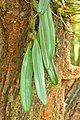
[[20, 46, 33, 113], [32, 39, 47, 105], [47, 61, 58, 85], [39, 14, 50, 69], [47, 6, 55, 59], [38, 0, 45, 13]]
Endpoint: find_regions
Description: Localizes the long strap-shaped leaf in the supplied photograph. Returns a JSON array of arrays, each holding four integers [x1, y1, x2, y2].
[[40, 12, 51, 57], [38, 0, 45, 13], [32, 39, 47, 105], [39, 15, 50, 69], [20, 46, 33, 113], [40, 9, 55, 61], [47, 61, 58, 85], [39, 7, 58, 85], [38, 0, 51, 14], [47, 6, 55, 60], [42, 0, 51, 14]]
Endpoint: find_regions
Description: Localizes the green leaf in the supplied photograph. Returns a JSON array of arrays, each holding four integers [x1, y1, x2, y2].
[[42, 0, 51, 14], [47, 61, 58, 85], [40, 12, 51, 56], [20, 46, 33, 113], [39, 7, 55, 68], [47, 6, 55, 60], [32, 39, 47, 105], [38, 0, 45, 13], [38, 6, 58, 85], [38, 0, 51, 14], [39, 15, 50, 69]]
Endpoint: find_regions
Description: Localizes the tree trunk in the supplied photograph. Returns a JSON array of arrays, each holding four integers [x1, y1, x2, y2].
[[0, 0, 80, 120], [0, 0, 31, 119]]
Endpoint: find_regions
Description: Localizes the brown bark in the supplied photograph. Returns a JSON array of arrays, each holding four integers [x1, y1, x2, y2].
[[38, 20, 80, 120], [0, 0, 31, 119], [0, 0, 80, 120]]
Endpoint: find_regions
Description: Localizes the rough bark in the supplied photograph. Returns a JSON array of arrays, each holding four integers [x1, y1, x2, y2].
[[0, 0, 32, 119], [0, 0, 80, 120], [38, 13, 80, 120]]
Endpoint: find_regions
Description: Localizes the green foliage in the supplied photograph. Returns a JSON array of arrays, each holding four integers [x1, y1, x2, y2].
[[32, 39, 47, 105], [38, 0, 51, 13], [20, 45, 33, 113], [38, 0, 45, 13], [47, 6, 55, 60], [39, 12, 50, 69], [47, 62, 58, 85], [71, 14, 80, 65], [20, 0, 58, 113], [39, 7, 58, 85]]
